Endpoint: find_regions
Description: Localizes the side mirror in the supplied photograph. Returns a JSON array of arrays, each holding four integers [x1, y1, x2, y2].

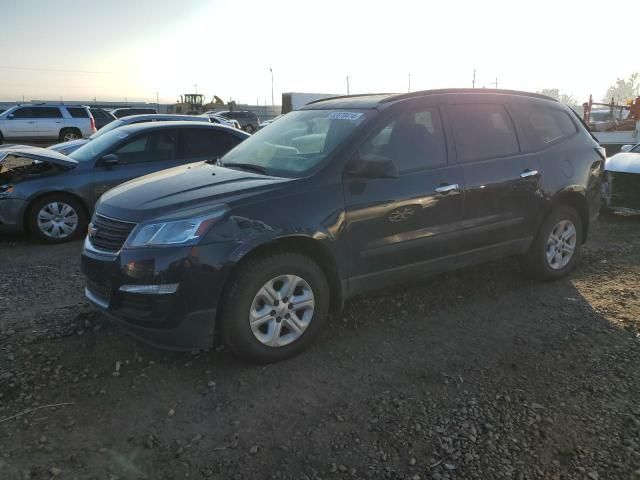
[[100, 153, 119, 165], [345, 153, 398, 179], [621, 145, 634, 153]]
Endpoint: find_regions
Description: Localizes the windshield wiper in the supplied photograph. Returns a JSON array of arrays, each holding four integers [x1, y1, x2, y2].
[[221, 162, 270, 176]]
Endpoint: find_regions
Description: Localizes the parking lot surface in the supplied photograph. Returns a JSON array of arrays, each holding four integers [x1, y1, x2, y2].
[[1, 215, 639, 480]]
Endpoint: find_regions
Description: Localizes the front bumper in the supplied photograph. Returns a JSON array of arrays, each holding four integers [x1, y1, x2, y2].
[[0, 198, 27, 233], [81, 237, 236, 350]]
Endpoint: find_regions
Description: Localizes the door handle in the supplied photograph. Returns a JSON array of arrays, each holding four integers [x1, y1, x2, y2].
[[435, 183, 460, 194], [520, 169, 539, 178]]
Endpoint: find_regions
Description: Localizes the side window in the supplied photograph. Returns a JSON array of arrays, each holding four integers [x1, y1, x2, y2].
[[12, 107, 35, 119], [68, 107, 89, 118], [511, 106, 578, 151], [179, 129, 240, 159], [447, 104, 519, 163], [359, 107, 447, 173], [34, 107, 63, 119], [112, 130, 176, 164]]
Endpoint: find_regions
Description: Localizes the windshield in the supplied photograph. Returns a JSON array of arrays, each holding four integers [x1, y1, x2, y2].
[[70, 129, 129, 162], [220, 109, 370, 177], [89, 118, 126, 139]]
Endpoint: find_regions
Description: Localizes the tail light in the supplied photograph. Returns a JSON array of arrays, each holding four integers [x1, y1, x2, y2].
[[90, 114, 96, 132]]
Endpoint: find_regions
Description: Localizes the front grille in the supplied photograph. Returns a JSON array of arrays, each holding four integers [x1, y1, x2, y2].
[[89, 214, 136, 252]]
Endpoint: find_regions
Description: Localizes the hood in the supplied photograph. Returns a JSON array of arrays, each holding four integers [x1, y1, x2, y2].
[[97, 161, 291, 222], [0, 146, 78, 168], [48, 139, 88, 154], [605, 152, 640, 174]]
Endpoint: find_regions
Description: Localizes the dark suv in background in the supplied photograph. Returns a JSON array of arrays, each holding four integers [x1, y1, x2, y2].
[[110, 107, 158, 119], [215, 110, 260, 133], [89, 108, 116, 130], [81, 89, 603, 363]]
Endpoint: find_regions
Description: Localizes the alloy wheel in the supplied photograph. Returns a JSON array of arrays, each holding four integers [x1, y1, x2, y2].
[[63, 132, 79, 141], [546, 219, 577, 270]]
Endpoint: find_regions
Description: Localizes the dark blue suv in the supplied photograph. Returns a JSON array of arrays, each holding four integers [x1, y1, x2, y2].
[[81, 89, 604, 363]]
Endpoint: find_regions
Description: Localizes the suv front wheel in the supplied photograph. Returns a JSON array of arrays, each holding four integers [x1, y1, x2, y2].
[[523, 205, 583, 280], [220, 253, 329, 363]]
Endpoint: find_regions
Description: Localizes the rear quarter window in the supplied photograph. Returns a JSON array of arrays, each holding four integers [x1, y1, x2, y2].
[[67, 107, 89, 118], [511, 105, 577, 151]]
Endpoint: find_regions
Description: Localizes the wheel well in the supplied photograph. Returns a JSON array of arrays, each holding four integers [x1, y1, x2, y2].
[[231, 236, 343, 311], [59, 127, 81, 135], [551, 191, 590, 242], [23, 191, 89, 233]]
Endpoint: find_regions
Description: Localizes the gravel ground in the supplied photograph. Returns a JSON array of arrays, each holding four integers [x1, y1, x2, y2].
[[1, 214, 639, 480]]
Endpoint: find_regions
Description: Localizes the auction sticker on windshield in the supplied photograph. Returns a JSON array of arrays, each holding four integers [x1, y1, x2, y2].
[[328, 112, 364, 121]]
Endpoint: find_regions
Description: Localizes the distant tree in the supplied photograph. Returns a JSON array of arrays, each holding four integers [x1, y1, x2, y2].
[[604, 73, 640, 104], [537, 88, 579, 110]]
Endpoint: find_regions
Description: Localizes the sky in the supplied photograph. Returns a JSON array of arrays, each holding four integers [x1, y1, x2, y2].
[[0, 0, 637, 105]]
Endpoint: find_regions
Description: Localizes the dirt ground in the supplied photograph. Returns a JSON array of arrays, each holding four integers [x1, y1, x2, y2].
[[1, 214, 639, 480]]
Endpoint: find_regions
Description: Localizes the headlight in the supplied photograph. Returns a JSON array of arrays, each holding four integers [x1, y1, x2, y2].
[[127, 208, 227, 247]]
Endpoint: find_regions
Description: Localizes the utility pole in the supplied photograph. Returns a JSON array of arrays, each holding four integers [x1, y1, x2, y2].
[[492, 78, 498, 89], [408, 72, 411, 93], [472, 68, 476, 88], [155, 91, 159, 112], [193, 84, 198, 94], [269, 67, 274, 107], [346, 75, 351, 95]]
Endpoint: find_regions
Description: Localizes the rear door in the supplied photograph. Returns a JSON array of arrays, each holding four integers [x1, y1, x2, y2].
[[177, 127, 242, 163], [3, 107, 38, 138], [34, 106, 65, 139], [343, 103, 466, 285], [91, 129, 178, 201], [444, 102, 542, 254]]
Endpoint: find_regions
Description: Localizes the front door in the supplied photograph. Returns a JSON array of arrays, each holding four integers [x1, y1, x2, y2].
[[343, 105, 466, 290], [4, 107, 39, 138], [444, 102, 542, 253], [91, 129, 179, 202]]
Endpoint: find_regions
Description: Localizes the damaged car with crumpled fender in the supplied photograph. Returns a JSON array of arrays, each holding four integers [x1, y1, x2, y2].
[[602, 143, 640, 213]]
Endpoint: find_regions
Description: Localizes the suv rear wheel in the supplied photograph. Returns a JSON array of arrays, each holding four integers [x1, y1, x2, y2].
[[523, 205, 582, 280], [220, 253, 329, 363], [27, 194, 87, 243], [59, 128, 81, 142]]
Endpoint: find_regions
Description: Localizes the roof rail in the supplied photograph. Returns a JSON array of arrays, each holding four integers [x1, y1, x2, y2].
[[381, 88, 557, 104], [305, 93, 396, 106]]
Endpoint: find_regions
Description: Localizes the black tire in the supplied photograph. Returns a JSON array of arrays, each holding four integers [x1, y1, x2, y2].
[[244, 124, 255, 134], [59, 128, 81, 142], [0, 131, 4, 144], [522, 205, 583, 280], [219, 253, 330, 363], [26, 193, 88, 243]]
